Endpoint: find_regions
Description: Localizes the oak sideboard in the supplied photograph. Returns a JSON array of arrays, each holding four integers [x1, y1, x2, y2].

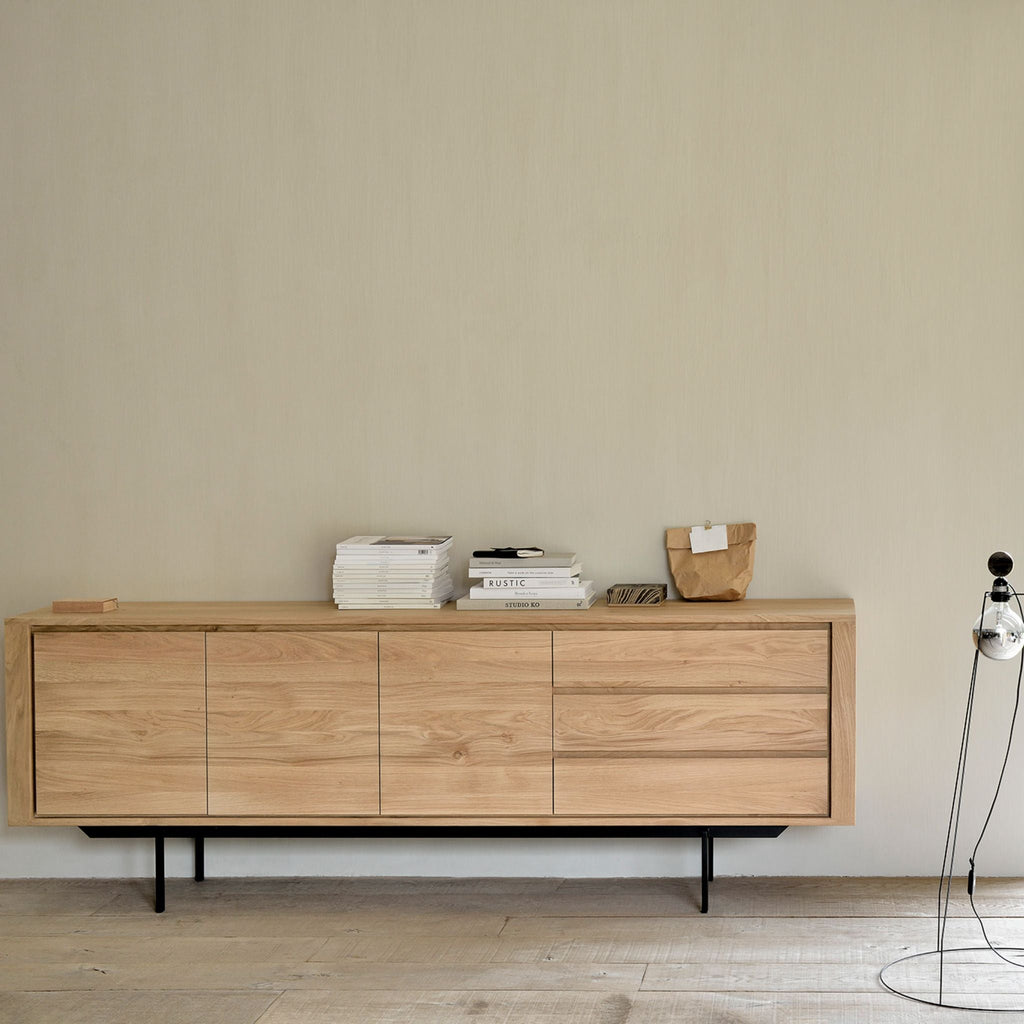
[[5, 598, 855, 910]]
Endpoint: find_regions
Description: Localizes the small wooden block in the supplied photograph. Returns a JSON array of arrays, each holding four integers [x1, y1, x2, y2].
[[51, 598, 119, 613]]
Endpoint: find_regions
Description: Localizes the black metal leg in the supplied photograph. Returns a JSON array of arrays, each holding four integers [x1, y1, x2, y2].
[[194, 837, 205, 882], [700, 830, 711, 913], [707, 832, 714, 882], [154, 836, 165, 913]]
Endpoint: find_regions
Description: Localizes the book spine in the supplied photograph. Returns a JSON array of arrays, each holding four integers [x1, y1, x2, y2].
[[469, 558, 575, 568], [455, 596, 596, 610], [335, 600, 450, 608], [335, 555, 450, 563], [469, 567, 581, 579], [335, 589, 451, 596], [469, 585, 592, 600], [334, 573, 445, 580], [479, 576, 581, 589], [337, 537, 452, 553]]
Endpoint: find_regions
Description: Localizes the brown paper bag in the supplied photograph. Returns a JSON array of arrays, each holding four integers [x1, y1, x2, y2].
[[665, 523, 757, 601]]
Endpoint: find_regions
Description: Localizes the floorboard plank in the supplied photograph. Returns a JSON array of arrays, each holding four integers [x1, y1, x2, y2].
[[641, 962, 884, 992], [0, 879, 131, 916], [1, 908, 509, 939], [555, 875, 1024, 918], [0, 935, 326, 965], [627, 991, 1023, 1022], [254, 989, 636, 1024], [0, 961, 644, 994], [0, 991, 279, 1024]]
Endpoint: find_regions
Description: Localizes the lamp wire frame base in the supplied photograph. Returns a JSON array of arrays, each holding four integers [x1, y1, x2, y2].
[[881, 587, 1024, 1011]]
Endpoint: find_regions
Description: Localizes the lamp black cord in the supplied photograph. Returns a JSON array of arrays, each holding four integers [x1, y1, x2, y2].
[[964, 586, 1024, 970], [936, 590, 986, 1001]]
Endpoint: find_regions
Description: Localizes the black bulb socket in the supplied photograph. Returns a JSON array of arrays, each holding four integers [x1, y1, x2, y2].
[[991, 578, 1011, 603], [988, 551, 1014, 578]]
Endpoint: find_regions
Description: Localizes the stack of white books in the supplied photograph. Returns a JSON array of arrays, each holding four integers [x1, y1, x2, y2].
[[456, 551, 596, 610], [333, 536, 454, 609]]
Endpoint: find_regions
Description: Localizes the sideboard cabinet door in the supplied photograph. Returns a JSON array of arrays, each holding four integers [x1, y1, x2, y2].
[[379, 632, 552, 815], [207, 632, 379, 815], [34, 632, 207, 816]]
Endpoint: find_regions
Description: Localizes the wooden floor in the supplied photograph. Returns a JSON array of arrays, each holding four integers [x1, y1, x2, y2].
[[2, 875, 1024, 1022]]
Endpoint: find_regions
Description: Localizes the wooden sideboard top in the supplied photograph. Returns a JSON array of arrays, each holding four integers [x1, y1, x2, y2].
[[7, 597, 855, 632]]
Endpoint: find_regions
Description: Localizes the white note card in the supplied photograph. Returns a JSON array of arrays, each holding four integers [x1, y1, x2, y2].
[[690, 523, 729, 554]]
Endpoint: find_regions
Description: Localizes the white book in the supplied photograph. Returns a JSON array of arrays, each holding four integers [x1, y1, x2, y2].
[[334, 570, 447, 581], [479, 575, 581, 589], [468, 582, 594, 600], [469, 551, 576, 568], [468, 563, 582, 579], [455, 593, 596, 611], [337, 535, 452, 555], [340, 580, 453, 591], [335, 554, 451, 567], [336, 597, 451, 609], [335, 565, 448, 573], [335, 586, 451, 597], [334, 562, 451, 575]]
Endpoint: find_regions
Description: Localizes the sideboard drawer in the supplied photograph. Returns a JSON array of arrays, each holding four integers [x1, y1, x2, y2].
[[555, 756, 829, 816], [553, 629, 828, 689], [553, 692, 829, 753]]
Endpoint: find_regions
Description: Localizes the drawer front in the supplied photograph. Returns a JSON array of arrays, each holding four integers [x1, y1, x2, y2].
[[207, 632, 379, 816], [554, 692, 829, 753], [553, 629, 828, 689], [34, 633, 207, 816], [555, 757, 829, 816]]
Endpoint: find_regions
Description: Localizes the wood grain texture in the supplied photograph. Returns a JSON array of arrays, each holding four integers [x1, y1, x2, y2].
[[0, 959, 646, 994], [4, 619, 32, 825], [1, 876, 1017, 1017], [17, 811, 847, 828], [0, 876, 1015, 1019], [554, 757, 829, 816], [50, 598, 118, 613], [34, 632, 207, 686], [380, 632, 552, 815], [380, 679, 553, 815], [8, 598, 856, 632], [9, 600, 854, 828], [379, 630, 551, 683], [207, 632, 379, 815], [257, 990, 637, 1023], [554, 692, 828, 753], [624, 992, 1000, 1022], [33, 633, 206, 816], [0, 992, 279, 1024], [830, 619, 856, 825], [553, 629, 829, 689]]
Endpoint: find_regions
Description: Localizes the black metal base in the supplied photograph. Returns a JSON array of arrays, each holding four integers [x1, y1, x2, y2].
[[81, 825, 786, 914]]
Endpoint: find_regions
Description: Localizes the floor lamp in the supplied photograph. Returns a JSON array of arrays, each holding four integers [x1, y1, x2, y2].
[[881, 552, 1024, 1011]]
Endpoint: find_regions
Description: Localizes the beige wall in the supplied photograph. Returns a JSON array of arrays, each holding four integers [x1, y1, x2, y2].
[[3, 0, 1024, 878]]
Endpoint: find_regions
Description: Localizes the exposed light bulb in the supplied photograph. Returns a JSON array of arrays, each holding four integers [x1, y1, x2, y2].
[[973, 581, 1024, 660]]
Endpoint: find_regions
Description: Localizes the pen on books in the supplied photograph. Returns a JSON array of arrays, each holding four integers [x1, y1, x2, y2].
[[471, 547, 545, 558]]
